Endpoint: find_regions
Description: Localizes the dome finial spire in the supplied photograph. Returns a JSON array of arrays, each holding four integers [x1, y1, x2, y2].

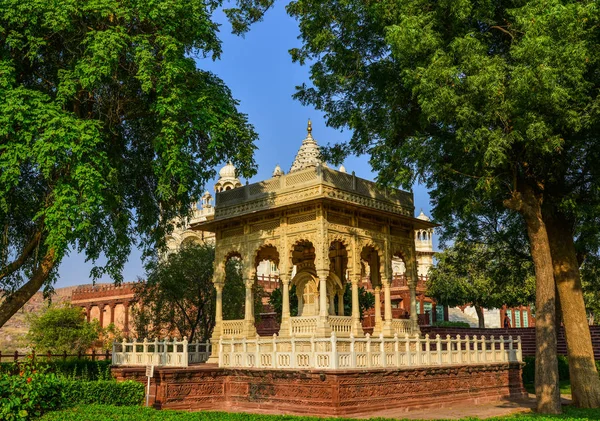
[[307, 119, 312, 138]]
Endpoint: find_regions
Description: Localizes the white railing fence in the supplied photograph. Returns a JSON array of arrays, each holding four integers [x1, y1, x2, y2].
[[112, 338, 211, 367], [222, 320, 245, 337], [218, 333, 522, 370]]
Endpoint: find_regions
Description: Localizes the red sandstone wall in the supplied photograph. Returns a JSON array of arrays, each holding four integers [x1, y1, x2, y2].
[[421, 326, 600, 359], [113, 363, 526, 416]]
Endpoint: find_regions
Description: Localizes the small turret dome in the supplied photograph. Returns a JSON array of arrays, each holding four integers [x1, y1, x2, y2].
[[339, 164, 346, 173], [215, 161, 242, 192], [219, 161, 237, 179], [416, 210, 431, 221], [272, 164, 284, 177]]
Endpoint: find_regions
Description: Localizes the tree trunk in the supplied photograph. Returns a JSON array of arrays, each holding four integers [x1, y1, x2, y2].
[[475, 305, 485, 328], [505, 185, 561, 414], [545, 211, 600, 408], [0, 248, 56, 328]]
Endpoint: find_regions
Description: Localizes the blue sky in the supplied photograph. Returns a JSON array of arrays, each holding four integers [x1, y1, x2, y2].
[[54, 3, 434, 288]]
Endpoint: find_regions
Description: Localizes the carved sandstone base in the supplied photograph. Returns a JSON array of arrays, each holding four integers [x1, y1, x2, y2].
[[112, 363, 527, 416]]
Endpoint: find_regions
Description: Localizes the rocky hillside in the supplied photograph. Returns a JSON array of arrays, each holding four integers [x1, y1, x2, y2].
[[0, 286, 77, 354]]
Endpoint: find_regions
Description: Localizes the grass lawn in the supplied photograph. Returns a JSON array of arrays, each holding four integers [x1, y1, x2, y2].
[[38, 404, 600, 421], [524, 381, 572, 395]]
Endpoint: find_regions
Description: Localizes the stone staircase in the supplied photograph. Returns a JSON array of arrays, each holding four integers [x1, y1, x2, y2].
[[448, 307, 479, 327]]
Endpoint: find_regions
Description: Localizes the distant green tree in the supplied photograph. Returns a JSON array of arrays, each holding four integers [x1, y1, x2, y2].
[[428, 241, 535, 328], [28, 305, 101, 353], [581, 255, 600, 325], [133, 244, 263, 341], [133, 243, 216, 342]]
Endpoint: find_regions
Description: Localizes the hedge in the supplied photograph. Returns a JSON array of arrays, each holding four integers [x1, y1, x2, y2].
[[37, 404, 600, 421], [0, 359, 112, 381], [61, 380, 145, 407], [521, 356, 600, 385]]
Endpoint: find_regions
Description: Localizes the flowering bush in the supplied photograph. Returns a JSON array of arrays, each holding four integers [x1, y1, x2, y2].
[[0, 355, 143, 420], [0, 356, 62, 421]]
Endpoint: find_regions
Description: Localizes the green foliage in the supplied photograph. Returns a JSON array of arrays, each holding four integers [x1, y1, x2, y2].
[[0, 359, 112, 381], [581, 255, 600, 324], [268, 284, 299, 323], [27, 305, 102, 354], [221, 258, 263, 322], [341, 284, 375, 320], [432, 321, 471, 328], [134, 244, 263, 341], [61, 380, 144, 407], [0, 0, 266, 326], [0, 357, 62, 421], [133, 243, 217, 342], [36, 403, 600, 421], [522, 356, 571, 385], [427, 241, 535, 316], [0, 356, 142, 420]]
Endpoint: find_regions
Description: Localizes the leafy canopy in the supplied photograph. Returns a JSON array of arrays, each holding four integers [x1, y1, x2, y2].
[[428, 240, 536, 311], [27, 305, 101, 353], [287, 0, 600, 234], [133, 244, 263, 341], [0, 0, 270, 324]]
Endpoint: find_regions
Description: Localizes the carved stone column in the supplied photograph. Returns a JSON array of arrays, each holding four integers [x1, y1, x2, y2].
[[382, 278, 393, 336], [243, 278, 257, 337], [279, 276, 291, 337], [207, 281, 225, 364], [123, 303, 130, 334], [373, 286, 382, 335], [215, 283, 223, 325], [337, 290, 344, 316], [329, 293, 335, 315], [98, 304, 104, 328], [409, 269, 420, 333], [316, 269, 331, 336], [109, 303, 116, 325], [351, 277, 363, 336]]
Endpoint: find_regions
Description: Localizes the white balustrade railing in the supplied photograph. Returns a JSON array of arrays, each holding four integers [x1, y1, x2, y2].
[[329, 315, 353, 336], [218, 333, 522, 370], [222, 320, 245, 337], [290, 316, 318, 336], [112, 338, 211, 367], [391, 318, 412, 335]]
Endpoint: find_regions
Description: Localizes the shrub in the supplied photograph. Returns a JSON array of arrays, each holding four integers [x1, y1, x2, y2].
[[0, 357, 62, 421], [0, 359, 112, 380], [522, 355, 572, 384], [432, 321, 471, 328], [61, 380, 145, 407]]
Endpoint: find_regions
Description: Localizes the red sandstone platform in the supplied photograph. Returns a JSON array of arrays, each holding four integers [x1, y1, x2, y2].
[[113, 362, 526, 417]]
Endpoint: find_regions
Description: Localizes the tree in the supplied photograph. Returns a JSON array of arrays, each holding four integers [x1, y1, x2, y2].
[[132, 243, 216, 342], [581, 255, 600, 325], [0, 0, 272, 329], [269, 282, 374, 322], [288, 0, 600, 411], [132, 244, 263, 341], [27, 304, 101, 353], [428, 241, 536, 328]]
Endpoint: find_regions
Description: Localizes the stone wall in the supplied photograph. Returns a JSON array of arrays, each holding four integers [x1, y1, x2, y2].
[[421, 326, 600, 359], [113, 363, 526, 416]]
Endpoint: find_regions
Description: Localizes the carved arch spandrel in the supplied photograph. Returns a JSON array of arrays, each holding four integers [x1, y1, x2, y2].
[[252, 241, 281, 273], [327, 233, 353, 284], [391, 242, 417, 278], [286, 235, 318, 275], [359, 239, 385, 287], [214, 249, 244, 284]]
